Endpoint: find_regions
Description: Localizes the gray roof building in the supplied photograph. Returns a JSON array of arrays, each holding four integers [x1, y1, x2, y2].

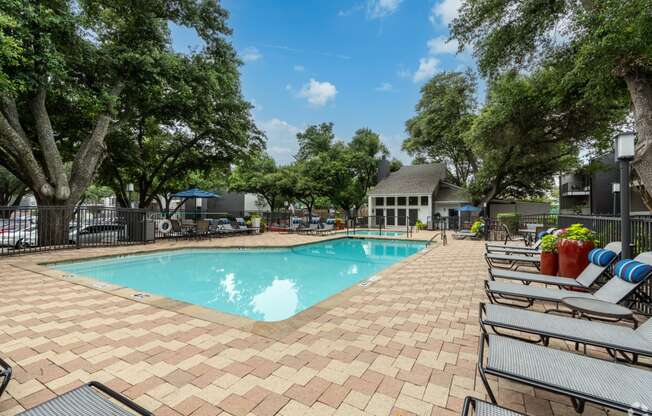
[[368, 164, 448, 196]]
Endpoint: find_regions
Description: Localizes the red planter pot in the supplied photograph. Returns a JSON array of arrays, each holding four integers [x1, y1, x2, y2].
[[540, 252, 559, 276], [557, 239, 595, 278]]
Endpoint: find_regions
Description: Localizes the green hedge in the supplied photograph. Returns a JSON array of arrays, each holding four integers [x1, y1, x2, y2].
[[496, 213, 520, 234]]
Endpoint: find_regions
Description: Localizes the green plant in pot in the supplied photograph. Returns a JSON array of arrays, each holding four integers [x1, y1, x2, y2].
[[556, 224, 597, 279], [539, 234, 559, 276], [470, 219, 485, 237]]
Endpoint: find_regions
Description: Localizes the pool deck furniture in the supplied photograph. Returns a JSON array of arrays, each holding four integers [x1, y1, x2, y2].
[[479, 302, 652, 362], [461, 397, 526, 416], [487, 241, 621, 288], [477, 333, 652, 415], [0, 357, 11, 399], [17, 382, 153, 415], [453, 229, 476, 239], [485, 251, 652, 309], [561, 296, 635, 323], [497, 223, 526, 246], [484, 252, 541, 271]]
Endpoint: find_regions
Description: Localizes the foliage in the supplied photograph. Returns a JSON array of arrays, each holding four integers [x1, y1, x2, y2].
[[496, 213, 520, 234], [229, 153, 288, 214], [82, 184, 113, 205], [415, 219, 426, 231], [389, 158, 403, 172], [403, 71, 477, 187], [0, 165, 26, 206], [451, 0, 651, 209], [0, 0, 248, 211], [559, 223, 598, 243], [470, 218, 485, 236], [540, 234, 559, 253]]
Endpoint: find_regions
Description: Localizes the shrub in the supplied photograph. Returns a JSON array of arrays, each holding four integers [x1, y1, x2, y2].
[[471, 219, 485, 236], [415, 219, 427, 230], [496, 213, 520, 234], [540, 234, 559, 253], [559, 223, 597, 244]]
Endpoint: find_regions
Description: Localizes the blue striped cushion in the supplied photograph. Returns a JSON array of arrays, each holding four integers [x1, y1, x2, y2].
[[614, 259, 652, 283], [587, 248, 617, 267]]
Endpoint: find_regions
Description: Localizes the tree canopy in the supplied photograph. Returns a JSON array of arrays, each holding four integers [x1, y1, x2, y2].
[[451, 0, 652, 208], [403, 71, 477, 187], [0, 0, 254, 208]]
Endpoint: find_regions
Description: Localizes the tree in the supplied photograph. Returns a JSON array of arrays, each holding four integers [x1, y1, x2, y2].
[[0, 166, 27, 211], [452, 0, 652, 208], [0, 0, 238, 243], [389, 158, 403, 172], [98, 48, 261, 209], [465, 66, 623, 205], [295, 123, 335, 161], [403, 71, 478, 186], [229, 154, 287, 215], [282, 159, 327, 222]]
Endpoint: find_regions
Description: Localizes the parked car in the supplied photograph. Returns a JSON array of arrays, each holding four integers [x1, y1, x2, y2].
[[0, 223, 126, 249]]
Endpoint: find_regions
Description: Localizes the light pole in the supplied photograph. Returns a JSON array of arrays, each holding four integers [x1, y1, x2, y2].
[[614, 132, 636, 259], [611, 183, 620, 216], [126, 183, 134, 208]]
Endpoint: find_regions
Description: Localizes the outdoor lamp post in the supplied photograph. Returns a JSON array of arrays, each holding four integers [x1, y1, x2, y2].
[[614, 132, 636, 259], [611, 183, 620, 215], [126, 183, 134, 208]]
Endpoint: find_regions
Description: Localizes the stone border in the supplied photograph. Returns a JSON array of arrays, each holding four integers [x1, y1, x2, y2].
[[7, 235, 438, 341]]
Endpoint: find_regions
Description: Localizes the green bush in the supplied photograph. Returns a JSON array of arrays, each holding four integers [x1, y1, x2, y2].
[[415, 219, 427, 230], [496, 213, 520, 234], [471, 219, 485, 236], [540, 234, 559, 253]]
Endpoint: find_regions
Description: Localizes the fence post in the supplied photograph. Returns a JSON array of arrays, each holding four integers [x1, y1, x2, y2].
[[75, 208, 81, 249]]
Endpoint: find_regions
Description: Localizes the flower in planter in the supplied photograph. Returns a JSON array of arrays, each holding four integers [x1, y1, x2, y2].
[[558, 224, 598, 244], [540, 234, 559, 253]]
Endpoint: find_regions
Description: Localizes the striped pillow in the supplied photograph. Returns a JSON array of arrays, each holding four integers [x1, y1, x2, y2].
[[587, 248, 617, 267], [614, 259, 652, 283]]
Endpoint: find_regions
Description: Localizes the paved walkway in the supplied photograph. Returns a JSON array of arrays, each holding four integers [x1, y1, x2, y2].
[[0, 234, 614, 416]]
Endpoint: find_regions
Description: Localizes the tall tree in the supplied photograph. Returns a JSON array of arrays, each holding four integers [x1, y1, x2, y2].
[[403, 71, 478, 186], [0, 0, 239, 242], [229, 154, 287, 215], [466, 65, 623, 205], [452, 0, 652, 208], [98, 50, 261, 209]]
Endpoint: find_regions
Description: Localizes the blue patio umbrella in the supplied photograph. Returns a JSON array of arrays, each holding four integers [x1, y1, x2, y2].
[[457, 204, 482, 212]]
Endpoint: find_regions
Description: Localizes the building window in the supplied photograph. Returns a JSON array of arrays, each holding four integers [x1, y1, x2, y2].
[[409, 196, 418, 206], [397, 197, 406, 206], [421, 196, 429, 206], [375, 197, 384, 206], [386, 196, 395, 205]]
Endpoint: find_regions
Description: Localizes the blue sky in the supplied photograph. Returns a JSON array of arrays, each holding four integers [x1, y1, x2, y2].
[[171, 0, 470, 165]]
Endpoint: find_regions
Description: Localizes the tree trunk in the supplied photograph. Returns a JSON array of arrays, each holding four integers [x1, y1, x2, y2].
[[625, 71, 652, 211], [34, 195, 75, 246]]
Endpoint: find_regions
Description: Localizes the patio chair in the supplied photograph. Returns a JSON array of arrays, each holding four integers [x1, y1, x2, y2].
[[477, 333, 652, 414], [485, 228, 555, 254], [0, 356, 11, 399], [453, 229, 476, 239], [289, 217, 302, 231], [170, 219, 185, 240], [196, 219, 210, 239], [485, 251, 652, 308], [235, 218, 254, 234], [461, 397, 526, 416], [498, 223, 525, 245], [479, 302, 652, 363], [17, 381, 153, 415], [484, 251, 541, 271], [488, 242, 621, 289]]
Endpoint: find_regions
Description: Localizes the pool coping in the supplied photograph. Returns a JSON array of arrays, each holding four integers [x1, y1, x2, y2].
[[10, 235, 438, 341]]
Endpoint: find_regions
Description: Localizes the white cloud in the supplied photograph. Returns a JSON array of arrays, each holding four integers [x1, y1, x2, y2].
[[293, 65, 305, 72], [427, 36, 459, 54], [258, 118, 301, 164], [413, 57, 439, 82], [367, 0, 403, 19], [375, 82, 394, 92], [396, 65, 412, 79], [241, 47, 262, 62], [298, 79, 337, 106], [429, 0, 462, 26]]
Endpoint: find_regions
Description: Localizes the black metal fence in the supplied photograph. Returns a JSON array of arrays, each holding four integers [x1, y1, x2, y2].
[[0, 206, 150, 256], [494, 213, 652, 314]]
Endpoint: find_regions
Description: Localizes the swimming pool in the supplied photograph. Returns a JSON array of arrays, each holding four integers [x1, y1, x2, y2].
[[49, 238, 425, 321], [338, 229, 406, 237]]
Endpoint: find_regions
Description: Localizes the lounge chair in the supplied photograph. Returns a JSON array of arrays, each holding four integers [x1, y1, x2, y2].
[[488, 242, 621, 289], [235, 218, 255, 234], [485, 228, 555, 254], [461, 397, 526, 416], [18, 381, 153, 415], [0, 356, 11, 398], [485, 252, 541, 270], [479, 302, 652, 362], [453, 229, 476, 239], [477, 333, 652, 414], [497, 223, 526, 245], [485, 252, 652, 308], [289, 217, 302, 232]]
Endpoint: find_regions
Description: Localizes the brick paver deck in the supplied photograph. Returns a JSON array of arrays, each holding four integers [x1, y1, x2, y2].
[[0, 234, 617, 415]]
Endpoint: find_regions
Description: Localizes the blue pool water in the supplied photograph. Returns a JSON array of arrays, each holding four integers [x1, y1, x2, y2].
[[49, 238, 425, 321], [338, 230, 406, 237]]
